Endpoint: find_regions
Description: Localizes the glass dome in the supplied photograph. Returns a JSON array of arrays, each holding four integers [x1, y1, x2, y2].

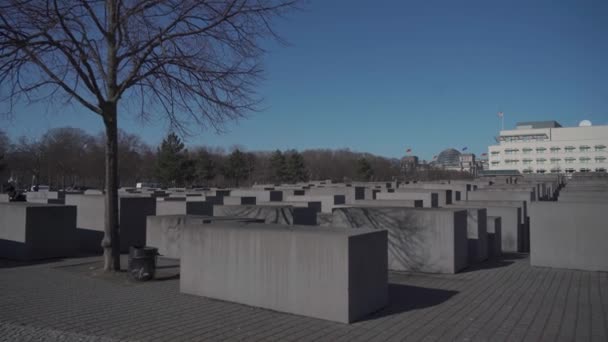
[[436, 148, 461, 167]]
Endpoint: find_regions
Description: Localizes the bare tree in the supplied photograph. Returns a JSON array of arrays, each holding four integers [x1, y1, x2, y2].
[[0, 0, 297, 271]]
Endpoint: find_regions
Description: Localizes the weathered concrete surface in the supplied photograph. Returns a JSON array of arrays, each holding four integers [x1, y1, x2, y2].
[[331, 207, 468, 274], [396, 188, 450, 206], [457, 200, 524, 253], [375, 191, 438, 208], [0, 194, 8, 203], [284, 195, 346, 213], [213, 205, 317, 225], [530, 202, 608, 272], [442, 206, 487, 263], [25, 191, 64, 204], [146, 215, 263, 259], [222, 196, 257, 205], [487, 216, 502, 258], [0, 203, 76, 260], [65, 194, 156, 252], [352, 199, 423, 208], [399, 183, 468, 202], [180, 222, 388, 323]]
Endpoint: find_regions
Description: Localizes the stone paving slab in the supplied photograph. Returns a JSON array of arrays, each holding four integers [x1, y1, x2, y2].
[[1, 254, 607, 341]]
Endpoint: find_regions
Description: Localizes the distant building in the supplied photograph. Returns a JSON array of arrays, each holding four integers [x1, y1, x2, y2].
[[401, 156, 419, 173], [488, 120, 608, 174]]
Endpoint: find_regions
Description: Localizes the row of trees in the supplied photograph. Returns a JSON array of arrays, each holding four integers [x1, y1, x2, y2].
[[0, 127, 406, 190]]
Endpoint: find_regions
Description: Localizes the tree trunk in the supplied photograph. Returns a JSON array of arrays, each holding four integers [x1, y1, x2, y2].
[[102, 105, 120, 271]]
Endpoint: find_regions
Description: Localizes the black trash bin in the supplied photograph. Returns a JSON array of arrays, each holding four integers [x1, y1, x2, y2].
[[128, 246, 158, 281]]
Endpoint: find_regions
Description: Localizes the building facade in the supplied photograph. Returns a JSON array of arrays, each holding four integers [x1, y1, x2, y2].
[[488, 121, 608, 174]]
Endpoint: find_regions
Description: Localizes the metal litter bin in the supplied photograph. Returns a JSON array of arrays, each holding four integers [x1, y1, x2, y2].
[[128, 246, 158, 281]]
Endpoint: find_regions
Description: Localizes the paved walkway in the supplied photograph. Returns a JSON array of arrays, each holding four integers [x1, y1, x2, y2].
[[1, 254, 607, 341]]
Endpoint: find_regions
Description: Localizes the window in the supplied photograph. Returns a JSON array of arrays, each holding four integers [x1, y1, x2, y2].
[[595, 145, 606, 152], [504, 159, 519, 165], [505, 149, 519, 155], [550, 147, 561, 153], [536, 147, 546, 154], [536, 169, 546, 174], [565, 146, 575, 152], [550, 167, 561, 173], [522, 158, 533, 165], [596, 168, 607, 172], [522, 168, 533, 174], [565, 168, 575, 173], [565, 157, 576, 164], [522, 148, 533, 154], [580, 145, 591, 152], [596, 156, 606, 163], [491, 151, 500, 155], [536, 158, 546, 164], [550, 158, 561, 164], [579, 168, 591, 173], [491, 161, 500, 165], [580, 157, 591, 163]]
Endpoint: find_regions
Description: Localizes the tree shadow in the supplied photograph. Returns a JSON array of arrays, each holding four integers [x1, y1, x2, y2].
[[0, 257, 65, 269], [362, 283, 458, 321]]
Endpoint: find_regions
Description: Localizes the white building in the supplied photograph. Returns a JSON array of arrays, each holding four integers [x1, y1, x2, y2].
[[488, 121, 608, 174]]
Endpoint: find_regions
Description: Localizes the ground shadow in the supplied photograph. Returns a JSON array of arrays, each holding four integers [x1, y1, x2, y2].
[[362, 283, 458, 321], [459, 253, 528, 273], [0, 258, 65, 269]]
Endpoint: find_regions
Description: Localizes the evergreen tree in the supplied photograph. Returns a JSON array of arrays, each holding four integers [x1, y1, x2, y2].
[[195, 150, 216, 186], [154, 133, 186, 187], [223, 149, 249, 187], [269, 150, 287, 183], [286, 150, 308, 183], [356, 158, 374, 181]]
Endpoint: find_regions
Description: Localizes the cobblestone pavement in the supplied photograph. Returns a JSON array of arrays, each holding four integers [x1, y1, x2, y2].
[[1, 254, 607, 341]]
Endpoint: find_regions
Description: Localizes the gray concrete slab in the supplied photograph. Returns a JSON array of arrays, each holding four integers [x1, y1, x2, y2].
[[0, 203, 77, 260], [331, 207, 468, 274], [180, 222, 388, 323], [530, 202, 608, 272], [213, 204, 317, 225], [146, 215, 263, 259]]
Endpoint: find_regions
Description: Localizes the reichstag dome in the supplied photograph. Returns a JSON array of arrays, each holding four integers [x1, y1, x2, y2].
[[436, 148, 461, 167]]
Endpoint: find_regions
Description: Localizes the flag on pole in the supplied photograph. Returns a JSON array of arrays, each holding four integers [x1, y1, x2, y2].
[[462, 147, 468, 151], [406, 148, 412, 153], [481, 153, 488, 156], [433, 155, 438, 159], [497, 111, 504, 118]]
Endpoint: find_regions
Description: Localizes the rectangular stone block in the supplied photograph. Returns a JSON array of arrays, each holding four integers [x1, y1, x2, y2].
[[146, 215, 263, 259], [530, 202, 608, 272], [331, 207, 468, 274], [284, 195, 346, 213], [459, 201, 524, 253], [375, 191, 438, 208], [487, 216, 502, 258], [353, 199, 423, 208], [180, 222, 388, 323], [65, 194, 156, 252], [444, 206, 488, 263], [0, 203, 77, 260], [213, 204, 317, 225]]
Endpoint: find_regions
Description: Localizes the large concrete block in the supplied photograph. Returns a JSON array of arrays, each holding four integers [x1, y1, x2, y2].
[[375, 191, 438, 208], [331, 207, 468, 274], [530, 202, 608, 272], [353, 199, 423, 208], [459, 200, 525, 253], [444, 206, 487, 263], [284, 195, 346, 213], [0, 194, 9, 203], [213, 205, 317, 225], [180, 222, 388, 323], [0, 203, 77, 260], [487, 216, 502, 258], [146, 215, 263, 259], [65, 194, 156, 252]]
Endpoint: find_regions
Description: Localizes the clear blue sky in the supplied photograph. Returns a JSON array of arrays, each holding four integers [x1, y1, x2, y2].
[[3, 0, 607, 160]]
